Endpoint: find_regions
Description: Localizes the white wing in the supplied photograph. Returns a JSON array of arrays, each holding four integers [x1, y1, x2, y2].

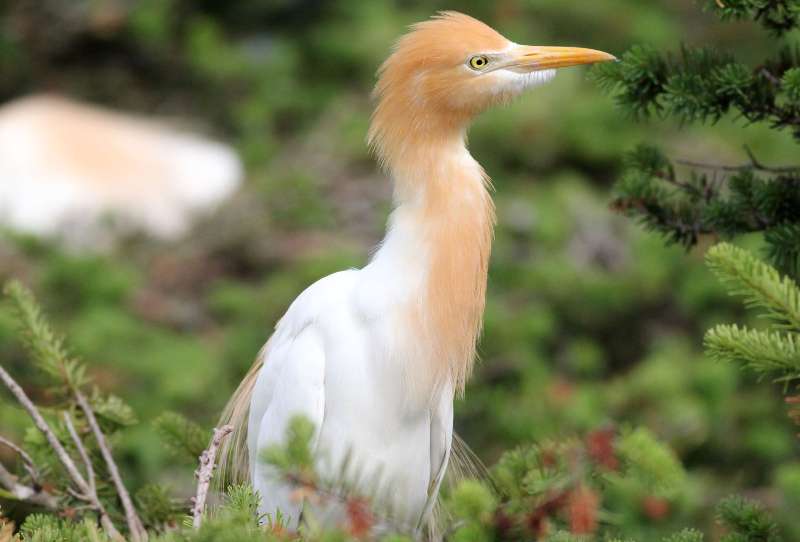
[[249, 325, 326, 525], [247, 271, 357, 525]]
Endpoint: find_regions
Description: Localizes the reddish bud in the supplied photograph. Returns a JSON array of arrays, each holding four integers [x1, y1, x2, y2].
[[642, 496, 670, 521], [346, 498, 375, 538], [586, 427, 619, 471], [568, 485, 599, 535]]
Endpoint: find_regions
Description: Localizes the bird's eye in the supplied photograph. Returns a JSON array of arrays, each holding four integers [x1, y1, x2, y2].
[[468, 56, 489, 70]]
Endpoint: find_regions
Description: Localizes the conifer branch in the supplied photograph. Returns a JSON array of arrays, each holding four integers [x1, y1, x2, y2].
[[704, 324, 800, 380], [0, 364, 122, 540], [2, 281, 142, 540], [706, 243, 800, 330], [3, 281, 86, 392]]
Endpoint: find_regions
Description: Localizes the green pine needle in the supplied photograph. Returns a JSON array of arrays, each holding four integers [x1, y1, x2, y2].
[[715, 495, 782, 542], [705, 324, 800, 381], [706, 243, 800, 331], [153, 412, 211, 462], [3, 280, 87, 391]]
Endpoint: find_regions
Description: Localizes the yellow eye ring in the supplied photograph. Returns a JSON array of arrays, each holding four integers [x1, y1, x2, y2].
[[469, 55, 489, 70]]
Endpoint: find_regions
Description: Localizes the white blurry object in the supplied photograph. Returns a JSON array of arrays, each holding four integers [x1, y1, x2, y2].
[[0, 95, 242, 243]]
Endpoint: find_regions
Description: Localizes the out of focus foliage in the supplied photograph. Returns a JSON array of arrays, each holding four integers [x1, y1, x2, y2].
[[2, 0, 800, 540]]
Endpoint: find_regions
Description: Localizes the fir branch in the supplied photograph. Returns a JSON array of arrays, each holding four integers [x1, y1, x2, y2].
[[610, 146, 800, 270], [594, 44, 800, 137], [1, 281, 142, 540], [706, 243, 800, 330], [715, 495, 781, 542], [3, 281, 86, 391], [765, 223, 800, 274], [0, 365, 122, 540], [191, 425, 233, 529], [704, 0, 800, 35], [704, 324, 800, 380], [154, 412, 210, 462]]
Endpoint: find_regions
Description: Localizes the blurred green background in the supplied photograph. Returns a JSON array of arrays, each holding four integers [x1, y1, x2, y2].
[[1, 0, 799, 538]]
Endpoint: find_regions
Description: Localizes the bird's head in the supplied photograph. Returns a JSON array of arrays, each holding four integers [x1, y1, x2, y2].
[[369, 12, 616, 167]]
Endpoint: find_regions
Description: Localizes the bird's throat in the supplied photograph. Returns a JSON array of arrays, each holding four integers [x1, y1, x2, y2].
[[376, 133, 495, 395]]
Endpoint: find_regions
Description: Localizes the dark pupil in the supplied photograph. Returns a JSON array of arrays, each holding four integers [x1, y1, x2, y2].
[[476, 58, 484, 65]]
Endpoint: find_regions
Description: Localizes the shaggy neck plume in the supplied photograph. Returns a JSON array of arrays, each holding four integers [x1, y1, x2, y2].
[[368, 89, 495, 395]]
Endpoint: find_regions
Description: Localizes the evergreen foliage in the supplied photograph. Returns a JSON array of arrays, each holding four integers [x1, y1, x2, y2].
[[154, 413, 211, 463], [703, 243, 800, 389], [1, 282, 776, 540], [716, 495, 781, 542], [595, 2, 800, 541], [4, 280, 87, 392], [701, 0, 800, 34], [593, 3, 800, 275], [2, 0, 800, 540]]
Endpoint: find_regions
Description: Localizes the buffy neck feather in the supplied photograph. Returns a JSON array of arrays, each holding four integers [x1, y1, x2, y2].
[[368, 76, 495, 397]]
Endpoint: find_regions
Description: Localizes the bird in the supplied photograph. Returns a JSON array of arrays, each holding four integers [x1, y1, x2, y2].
[[219, 10, 615, 534], [0, 95, 241, 245]]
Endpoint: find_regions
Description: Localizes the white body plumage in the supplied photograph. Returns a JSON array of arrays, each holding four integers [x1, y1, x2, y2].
[[248, 175, 466, 528]]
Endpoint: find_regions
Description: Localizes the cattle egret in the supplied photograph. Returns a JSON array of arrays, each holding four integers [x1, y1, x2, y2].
[[0, 95, 242, 245], [220, 11, 615, 533]]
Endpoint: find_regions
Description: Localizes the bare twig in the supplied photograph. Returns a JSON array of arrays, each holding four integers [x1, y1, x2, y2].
[[676, 146, 800, 175], [760, 67, 782, 87], [191, 425, 234, 529], [0, 365, 88, 490], [654, 169, 704, 197], [0, 460, 58, 509], [63, 412, 96, 495], [0, 364, 123, 540], [0, 435, 39, 483], [75, 391, 147, 542]]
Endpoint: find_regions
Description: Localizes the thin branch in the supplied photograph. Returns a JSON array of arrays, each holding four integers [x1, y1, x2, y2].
[[654, 169, 703, 195], [0, 364, 122, 540], [0, 460, 58, 510], [760, 67, 783, 87], [75, 391, 147, 542], [676, 146, 800, 175], [0, 435, 39, 483], [63, 412, 96, 495], [0, 460, 18, 490], [191, 425, 233, 529], [0, 365, 88, 490]]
